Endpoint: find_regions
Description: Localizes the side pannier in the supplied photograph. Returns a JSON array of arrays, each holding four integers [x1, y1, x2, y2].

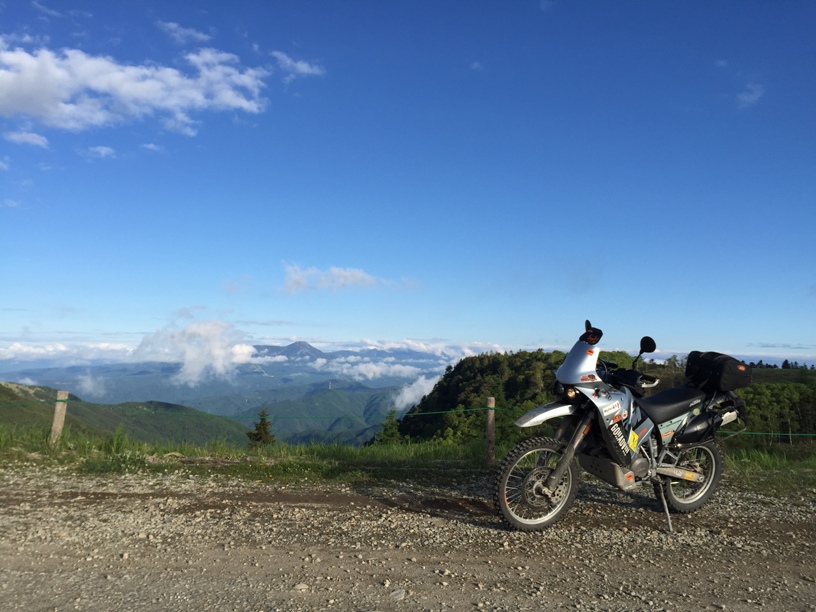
[[685, 351, 752, 392]]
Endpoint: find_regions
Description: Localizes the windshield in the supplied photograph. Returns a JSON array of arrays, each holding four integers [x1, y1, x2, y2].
[[556, 340, 600, 384]]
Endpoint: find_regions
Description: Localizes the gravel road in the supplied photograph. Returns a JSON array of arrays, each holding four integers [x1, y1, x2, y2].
[[1, 464, 814, 611]]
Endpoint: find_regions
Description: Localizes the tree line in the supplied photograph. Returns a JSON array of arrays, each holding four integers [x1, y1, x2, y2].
[[750, 360, 813, 370]]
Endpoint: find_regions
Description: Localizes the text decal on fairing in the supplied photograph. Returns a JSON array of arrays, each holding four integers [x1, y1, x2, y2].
[[610, 422, 628, 455], [603, 401, 621, 417]]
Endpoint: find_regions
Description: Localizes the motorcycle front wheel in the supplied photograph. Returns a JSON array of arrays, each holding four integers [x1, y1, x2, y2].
[[655, 440, 724, 513], [493, 436, 578, 531]]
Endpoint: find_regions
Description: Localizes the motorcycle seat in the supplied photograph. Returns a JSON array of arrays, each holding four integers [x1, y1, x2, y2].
[[634, 386, 706, 424]]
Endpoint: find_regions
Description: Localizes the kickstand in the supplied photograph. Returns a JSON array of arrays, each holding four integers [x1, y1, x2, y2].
[[657, 481, 673, 533]]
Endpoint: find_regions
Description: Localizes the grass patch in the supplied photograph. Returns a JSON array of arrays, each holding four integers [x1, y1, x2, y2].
[[723, 445, 816, 496], [178, 439, 493, 486], [2, 425, 816, 497], [83, 451, 149, 474], [0, 425, 493, 486]]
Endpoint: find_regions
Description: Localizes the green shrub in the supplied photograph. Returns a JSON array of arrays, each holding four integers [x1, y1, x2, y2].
[[84, 451, 148, 474]]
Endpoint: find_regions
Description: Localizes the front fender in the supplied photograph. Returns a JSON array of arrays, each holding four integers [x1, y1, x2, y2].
[[514, 401, 578, 428]]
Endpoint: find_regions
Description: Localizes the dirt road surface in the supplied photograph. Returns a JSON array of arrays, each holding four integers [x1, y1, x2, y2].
[[1, 465, 814, 611]]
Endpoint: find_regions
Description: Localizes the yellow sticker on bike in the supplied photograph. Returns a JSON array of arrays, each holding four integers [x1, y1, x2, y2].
[[628, 430, 639, 451]]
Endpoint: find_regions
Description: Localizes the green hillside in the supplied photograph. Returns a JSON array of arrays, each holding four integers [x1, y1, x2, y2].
[[0, 383, 99, 436], [397, 350, 816, 445], [0, 382, 249, 447], [233, 384, 396, 445]]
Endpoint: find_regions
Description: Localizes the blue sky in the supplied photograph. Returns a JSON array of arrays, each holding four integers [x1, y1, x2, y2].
[[2, 0, 815, 372]]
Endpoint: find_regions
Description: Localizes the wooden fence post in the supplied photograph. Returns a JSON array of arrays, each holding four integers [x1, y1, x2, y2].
[[50, 390, 69, 446], [486, 396, 496, 465]]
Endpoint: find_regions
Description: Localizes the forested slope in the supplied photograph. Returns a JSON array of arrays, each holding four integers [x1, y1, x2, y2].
[[0, 382, 249, 447], [397, 350, 816, 445]]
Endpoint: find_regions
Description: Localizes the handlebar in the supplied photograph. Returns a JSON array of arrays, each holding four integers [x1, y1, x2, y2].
[[640, 373, 660, 388], [611, 369, 660, 391], [596, 361, 660, 390]]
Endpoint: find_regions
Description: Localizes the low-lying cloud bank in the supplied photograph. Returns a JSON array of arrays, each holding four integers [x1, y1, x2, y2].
[[0, 341, 135, 364], [312, 357, 422, 381], [0, 321, 496, 392]]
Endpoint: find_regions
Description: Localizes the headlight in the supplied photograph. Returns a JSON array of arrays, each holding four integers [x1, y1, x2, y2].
[[553, 382, 581, 403]]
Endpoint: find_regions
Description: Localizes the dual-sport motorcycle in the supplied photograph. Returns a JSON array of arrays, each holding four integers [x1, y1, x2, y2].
[[494, 321, 751, 531]]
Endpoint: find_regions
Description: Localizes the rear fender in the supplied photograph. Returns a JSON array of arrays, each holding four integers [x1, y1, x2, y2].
[[515, 401, 578, 428]]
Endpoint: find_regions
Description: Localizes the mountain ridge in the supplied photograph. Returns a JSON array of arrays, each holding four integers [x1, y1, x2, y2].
[[253, 341, 326, 360], [0, 382, 249, 446], [0, 341, 451, 445]]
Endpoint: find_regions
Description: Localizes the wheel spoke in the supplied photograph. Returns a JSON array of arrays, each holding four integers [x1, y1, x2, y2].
[[659, 441, 723, 513], [495, 438, 578, 529]]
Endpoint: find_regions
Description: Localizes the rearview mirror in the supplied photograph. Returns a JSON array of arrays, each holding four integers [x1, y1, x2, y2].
[[640, 336, 657, 354]]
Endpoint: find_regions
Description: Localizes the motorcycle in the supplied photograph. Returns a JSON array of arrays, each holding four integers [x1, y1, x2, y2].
[[494, 321, 751, 532]]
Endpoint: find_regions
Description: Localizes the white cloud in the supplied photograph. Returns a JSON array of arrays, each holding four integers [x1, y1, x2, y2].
[[256, 354, 289, 364], [0, 342, 69, 360], [0, 341, 135, 366], [88, 145, 115, 158], [4, 131, 48, 148], [311, 357, 422, 381], [394, 375, 438, 411], [358, 338, 503, 360], [141, 143, 162, 152], [737, 82, 765, 109], [133, 320, 248, 386], [271, 50, 325, 83], [130, 320, 290, 385], [32, 1, 62, 18], [77, 373, 106, 398], [0, 157, 9, 170], [282, 263, 378, 294], [715, 59, 728, 69], [162, 112, 199, 136], [3, 199, 19, 208], [0, 37, 268, 135], [230, 342, 289, 365], [156, 21, 211, 45]]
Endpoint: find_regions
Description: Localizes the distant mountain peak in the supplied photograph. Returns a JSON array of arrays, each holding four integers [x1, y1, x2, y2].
[[253, 341, 324, 360], [283, 341, 324, 359]]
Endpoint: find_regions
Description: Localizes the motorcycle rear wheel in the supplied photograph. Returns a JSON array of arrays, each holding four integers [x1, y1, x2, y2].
[[655, 440, 724, 513], [494, 436, 578, 531]]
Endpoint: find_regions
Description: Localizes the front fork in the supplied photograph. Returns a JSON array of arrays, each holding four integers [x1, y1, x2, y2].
[[543, 409, 594, 493]]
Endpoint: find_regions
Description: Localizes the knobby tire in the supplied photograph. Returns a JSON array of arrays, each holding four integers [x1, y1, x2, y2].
[[493, 436, 578, 531]]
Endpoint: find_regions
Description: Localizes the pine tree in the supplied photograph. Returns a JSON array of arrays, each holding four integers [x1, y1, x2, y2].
[[373, 409, 403, 444], [247, 407, 276, 449]]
